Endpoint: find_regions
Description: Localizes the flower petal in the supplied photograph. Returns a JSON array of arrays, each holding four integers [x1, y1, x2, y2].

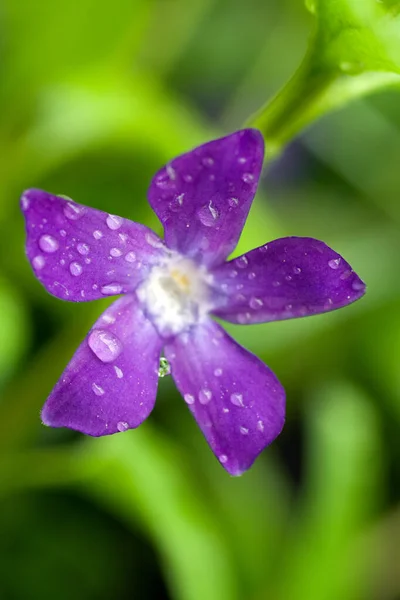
[[41, 294, 162, 435], [21, 188, 167, 301], [147, 129, 264, 267], [211, 237, 366, 324], [165, 320, 285, 476]]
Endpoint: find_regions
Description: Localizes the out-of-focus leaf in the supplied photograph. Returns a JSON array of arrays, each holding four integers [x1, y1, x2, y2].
[[270, 381, 382, 600], [249, 0, 400, 158], [78, 430, 238, 600], [0, 277, 30, 389]]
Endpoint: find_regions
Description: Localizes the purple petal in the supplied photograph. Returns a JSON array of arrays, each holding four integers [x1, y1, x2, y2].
[[211, 237, 366, 324], [165, 320, 285, 476], [21, 188, 167, 301], [41, 294, 163, 435], [148, 129, 264, 267]]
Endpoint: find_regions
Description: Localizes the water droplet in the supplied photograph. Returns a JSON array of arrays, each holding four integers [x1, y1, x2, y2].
[[85, 258, 91, 264], [257, 420, 264, 432], [21, 195, 30, 210], [145, 232, 164, 248], [219, 454, 228, 464], [237, 313, 251, 324], [39, 234, 59, 253], [114, 366, 124, 379], [183, 174, 193, 183], [102, 313, 116, 324], [88, 329, 123, 363], [202, 157, 214, 167], [228, 197, 239, 207], [77, 243, 90, 255], [328, 258, 341, 270], [169, 193, 185, 211], [64, 202, 85, 220], [230, 392, 244, 407], [110, 247, 122, 257], [340, 270, 352, 280], [238, 157, 247, 164], [249, 297, 263, 310], [158, 357, 171, 377], [236, 256, 248, 269], [101, 283, 123, 295], [214, 368, 223, 377], [59, 229, 67, 237], [324, 298, 334, 309], [106, 214, 123, 230], [242, 173, 254, 184], [184, 393, 195, 405], [199, 389, 212, 405], [124, 251, 136, 263], [352, 280, 365, 291], [248, 272, 256, 280], [272, 280, 281, 287], [240, 426, 249, 435], [93, 230, 103, 240], [117, 421, 129, 432], [285, 275, 293, 281], [293, 266, 302, 275], [92, 382, 105, 396], [33, 255, 45, 270], [166, 164, 176, 180], [223, 407, 230, 414], [197, 202, 219, 227], [69, 262, 82, 276], [229, 270, 238, 278]]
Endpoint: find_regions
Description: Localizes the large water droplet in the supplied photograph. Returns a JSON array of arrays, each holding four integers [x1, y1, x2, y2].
[[117, 421, 129, 432], [101, 283, 123, 295], [230, 392, 244, 407], [184, 393, 195, 405], [106, 214, 123, 230], [257, 420, 264, 432], [88, 329, 122, 363], [77, 243, 90, 255], [92, 382, 105, 396], [124, 251, 136, 263], [69, 262, 83, 276], [199, 389, 212, 404], [33, 255, 45, 270], [39, 234, 59, 253], [219, 454, 228, 464], [158, 357, 171, 377], [236, 256, 248, 269], [64, 202, 85, 220], [328, 258, 341, 269], [110, 247, 122, 257], [197, 202, 219, 227]]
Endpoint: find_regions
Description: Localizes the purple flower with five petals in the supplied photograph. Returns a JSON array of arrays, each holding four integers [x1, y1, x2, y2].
[[21, 129, 365, 476]]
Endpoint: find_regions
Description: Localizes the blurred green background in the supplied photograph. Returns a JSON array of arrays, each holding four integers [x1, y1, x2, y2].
[[1, 1, 400, 599]]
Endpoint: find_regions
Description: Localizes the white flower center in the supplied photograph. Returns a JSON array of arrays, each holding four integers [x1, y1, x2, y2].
[[136, 254, 214, 337]]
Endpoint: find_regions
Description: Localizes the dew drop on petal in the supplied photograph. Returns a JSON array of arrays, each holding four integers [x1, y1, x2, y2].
[[352, 280, 365, 291], [124, 251, 136, 263], [64, 202, 85, 220], [184, 393, 195, 405], [228, 197, 239, 207], [202, 157, 214, 167], [39, 234, 59, 253], [145, 232, 164, 248], [257, 420, 265, 432], [101, 283, 123, 295], [230, 392, 244, 407], [240, 426, 249, 435], [21, 195, 30, 210], [110, 247, 122, 257], [88, 329, 123, 363], [249, 297, 263, 310], [197, 202, 219, 227], [92, 383, 105, 396], [199, 389, 212, 404], [69, 262, 83, 276], [114, 366, 124, 379], [33, 255, 45, 270], [59, 229, 67, 238], [328, 258, 341, 270], [293, 266, 302, 275], [106, 214, 123, 230], [236, 256, 248, 269], [93, 230, 103, 240], [117, 421, 129, 432], [77, 243, 90, 255], [248, 272, 256, 280], [214, 368, 223, 377], [219, 454, 228, 464], [242, 173, 254, 184]]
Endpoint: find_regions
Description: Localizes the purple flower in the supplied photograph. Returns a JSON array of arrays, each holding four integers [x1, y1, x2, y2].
[[21, 129, 365, 476]]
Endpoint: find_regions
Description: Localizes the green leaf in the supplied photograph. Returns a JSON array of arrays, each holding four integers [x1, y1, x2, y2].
[[249, 0, 400, 158]]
